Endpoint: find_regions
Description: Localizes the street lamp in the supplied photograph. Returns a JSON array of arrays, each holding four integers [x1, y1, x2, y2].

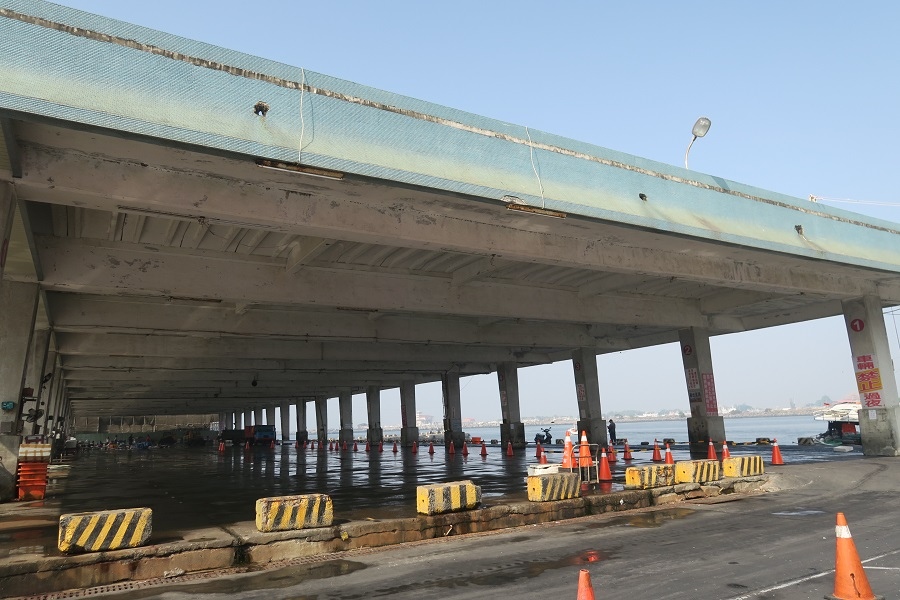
[[684, 116, 711, 169]]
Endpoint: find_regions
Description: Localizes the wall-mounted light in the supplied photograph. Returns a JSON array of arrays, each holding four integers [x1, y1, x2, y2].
[[684, 117, 712, 170]]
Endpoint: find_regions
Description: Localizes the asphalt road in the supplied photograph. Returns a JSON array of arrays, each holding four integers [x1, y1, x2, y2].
[[75, 456, 899, 600]]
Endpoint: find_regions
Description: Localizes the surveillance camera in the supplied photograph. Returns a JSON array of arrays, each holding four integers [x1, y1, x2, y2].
[[251, 379, 258, 387]]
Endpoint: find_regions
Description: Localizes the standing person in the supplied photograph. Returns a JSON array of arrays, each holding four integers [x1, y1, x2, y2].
[[607, 419, 616, 444]]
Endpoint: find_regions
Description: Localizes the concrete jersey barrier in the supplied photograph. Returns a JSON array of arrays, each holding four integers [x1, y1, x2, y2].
[[255, 494, 333, 532], [527, 472, 581, 502], [417, 480, 481, 515], [58, 507, 152, 553]]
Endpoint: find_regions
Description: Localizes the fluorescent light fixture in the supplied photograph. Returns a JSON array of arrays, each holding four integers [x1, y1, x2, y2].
[[256, 159, 344, 181], [506, 203, 566, 219]]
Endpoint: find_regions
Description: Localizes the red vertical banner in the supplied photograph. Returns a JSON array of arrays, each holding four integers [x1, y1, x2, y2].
[[701, 372, 718, 416]]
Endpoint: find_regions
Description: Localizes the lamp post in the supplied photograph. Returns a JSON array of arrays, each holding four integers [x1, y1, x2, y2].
[[684, 117, 711, 169]]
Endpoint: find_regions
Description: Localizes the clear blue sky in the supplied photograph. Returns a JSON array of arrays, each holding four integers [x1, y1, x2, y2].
[[51, 1, 900, 425]]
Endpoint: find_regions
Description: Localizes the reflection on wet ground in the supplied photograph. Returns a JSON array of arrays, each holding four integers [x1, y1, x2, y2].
[[0, 442, 861, 560]]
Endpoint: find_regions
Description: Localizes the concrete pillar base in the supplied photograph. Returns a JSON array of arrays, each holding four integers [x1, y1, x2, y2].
[[577, 417, 608, 447], [400, 426, 419, 447], [500, 422, 526, 448], [0, 434, 19, 502], [686, 415, 726, 447], [295, 430, 309, 444], [366, 427, 384, 444], [444, 430, 465, 449], [339, 429, 354, 444], [861, 404, 900, 456]]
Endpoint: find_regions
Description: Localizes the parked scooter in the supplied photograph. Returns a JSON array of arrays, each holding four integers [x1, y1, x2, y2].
[[534, 427, 552, 445]]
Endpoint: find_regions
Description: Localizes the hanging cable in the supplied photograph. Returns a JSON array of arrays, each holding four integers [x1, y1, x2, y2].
[[809, 194, 900, 207], [525, 126, 546, 208], [298, 67, 307, 163]]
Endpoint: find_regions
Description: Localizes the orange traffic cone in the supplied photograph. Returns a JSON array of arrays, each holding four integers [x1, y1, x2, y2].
[[598, 448, 612, 482], [506, 441, 514, 456], [353, 441, 358, 452], [561, 432, 575, 469], [607, 444, 617, 463], [480, 442, 488, 457], [829, 513, 882, 600], [294, 440, 299, 449], [309, 440, 314, 450], [462, 442, 469, 456], [428, 442, 435, 455], [392, 441, 398, 453], [721, 441, 731, 459], [576, 569, 596, 600], [449, 441, 456, 454], [707, 439, 718, 460], [578, 432, 592, 467], [535, 443, 543, 459], [365, 441, 370, 452], [244, 441, 250, 451], [771, 439, 784, 465], [651, 439, 663, 462], [539, 450, 548, 464], [342, 441, 348, 451], [412, 441, 418, 454], [378, 441, 384, 453], [270, 440, 276, 449], [217, 441, 225, 453], [664, 443, 674, 465], [622, 442, 633, 461]]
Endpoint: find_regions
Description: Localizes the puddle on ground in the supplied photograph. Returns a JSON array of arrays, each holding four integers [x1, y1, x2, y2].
[[337, 549, 616, 598], [101, 560, 367, 598], [582, 507, 696, 529], [771, 509, 825, 517]]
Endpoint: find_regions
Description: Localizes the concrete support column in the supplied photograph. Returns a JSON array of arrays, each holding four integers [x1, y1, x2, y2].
[[497, 362, 526, 448], [678, 327, 726, 447], [314, 398, 328, 441], [217, 413, 226, 432], [338, 391, 354, 444], [365, 386, 383, 444], [571, 349, 607, 446], [253, 408, 263, 427], [20, 329, 48, 435], [234, 411, 243, 431], [295, 400, 308, 444], [23, 329, 51, 436], [279, 402, 291, 442], [41, 356, 60, 435], [243, 409, 252, 431], [399, 381, 419, 447], [0, 183, 15, 281], [0, 280, 39, 501], [842, 296, 900, 456], [441, 372, 465, 449], [265, 406, 276, 430]]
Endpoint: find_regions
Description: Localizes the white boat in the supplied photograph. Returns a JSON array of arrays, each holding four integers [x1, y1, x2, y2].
[[814, 401, 861, 445], [813, 402, 860, 424]]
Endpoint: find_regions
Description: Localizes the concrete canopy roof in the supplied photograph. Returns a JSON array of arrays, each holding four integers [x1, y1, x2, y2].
[[2, 1, 900, 418]]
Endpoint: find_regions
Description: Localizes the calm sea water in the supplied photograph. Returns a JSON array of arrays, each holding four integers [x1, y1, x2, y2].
[[316, 415, 823, 445]]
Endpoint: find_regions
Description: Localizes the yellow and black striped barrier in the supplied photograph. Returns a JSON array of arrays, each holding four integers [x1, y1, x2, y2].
[[624, 465, 675, 490], [255, 494, 333, 532], [527, 472, 581, 502], [58, 507, 152, 553], [722, 455, 765, 477], [675, 459, 720, 484], [416, 480, 481, 515]]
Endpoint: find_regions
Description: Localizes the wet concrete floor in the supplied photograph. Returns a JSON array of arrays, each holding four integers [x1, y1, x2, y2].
[[0, 441, 862, 563]]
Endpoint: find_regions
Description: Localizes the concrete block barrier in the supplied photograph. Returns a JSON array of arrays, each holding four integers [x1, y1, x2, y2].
[[527, 473, 581, 502], [675, 459, 720, 484], [722, 455, 765, 477], [255, 494, 333, 532], [624, 465, 675, 489], [417, 480, 481, 515], [58, 507, 152, 553]]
